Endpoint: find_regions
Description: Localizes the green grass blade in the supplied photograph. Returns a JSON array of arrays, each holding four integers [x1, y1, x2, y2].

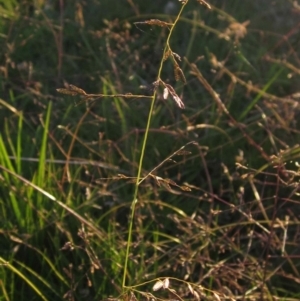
[[238, 67, 284, 121], [0, 257, 50, 301], [16, 112, 23, 174], [37, 102, 52, 189]]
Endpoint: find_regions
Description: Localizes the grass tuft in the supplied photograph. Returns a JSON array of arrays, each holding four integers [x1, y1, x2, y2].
[[1, 0, 300, 300]]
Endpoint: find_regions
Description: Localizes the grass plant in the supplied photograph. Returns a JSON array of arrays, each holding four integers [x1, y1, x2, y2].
[[1, 0, 300, 300]]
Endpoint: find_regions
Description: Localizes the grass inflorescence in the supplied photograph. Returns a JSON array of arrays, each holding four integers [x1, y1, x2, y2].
[[1, 0, 300, 300]]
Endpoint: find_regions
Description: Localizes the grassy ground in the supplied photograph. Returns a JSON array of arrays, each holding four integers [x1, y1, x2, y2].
[[1, 0, 300, 300]]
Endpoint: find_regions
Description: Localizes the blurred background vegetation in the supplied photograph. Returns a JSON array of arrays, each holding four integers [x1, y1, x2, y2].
[[1, 0, 300, 300]]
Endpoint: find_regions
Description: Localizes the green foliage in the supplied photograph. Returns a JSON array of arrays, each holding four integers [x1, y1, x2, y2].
[[1, 0, 300, 300]]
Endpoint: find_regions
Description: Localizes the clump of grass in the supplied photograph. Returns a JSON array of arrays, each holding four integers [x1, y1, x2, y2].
[[1, 0, 300, 300]]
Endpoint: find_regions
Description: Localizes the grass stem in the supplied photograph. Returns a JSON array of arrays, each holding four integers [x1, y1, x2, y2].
[[122, 1, 188, 289]]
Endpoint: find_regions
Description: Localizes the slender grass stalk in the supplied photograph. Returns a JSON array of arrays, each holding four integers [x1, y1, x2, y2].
[[122, 1, 188, 289]]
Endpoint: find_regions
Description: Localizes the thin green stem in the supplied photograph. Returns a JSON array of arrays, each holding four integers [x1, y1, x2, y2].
[[122, 2, 188, 290]]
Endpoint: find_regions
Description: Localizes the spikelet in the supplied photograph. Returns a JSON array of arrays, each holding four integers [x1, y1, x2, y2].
[[163, 82, 185, 109], [163, 48, 172, 61], [135, 19, 172, 28], [196, 0, 211, 9], [69, 84, 87, 95], [56, 84, 87, 96], [56, 88, 78, 96], [174, 63, 186, 84]]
